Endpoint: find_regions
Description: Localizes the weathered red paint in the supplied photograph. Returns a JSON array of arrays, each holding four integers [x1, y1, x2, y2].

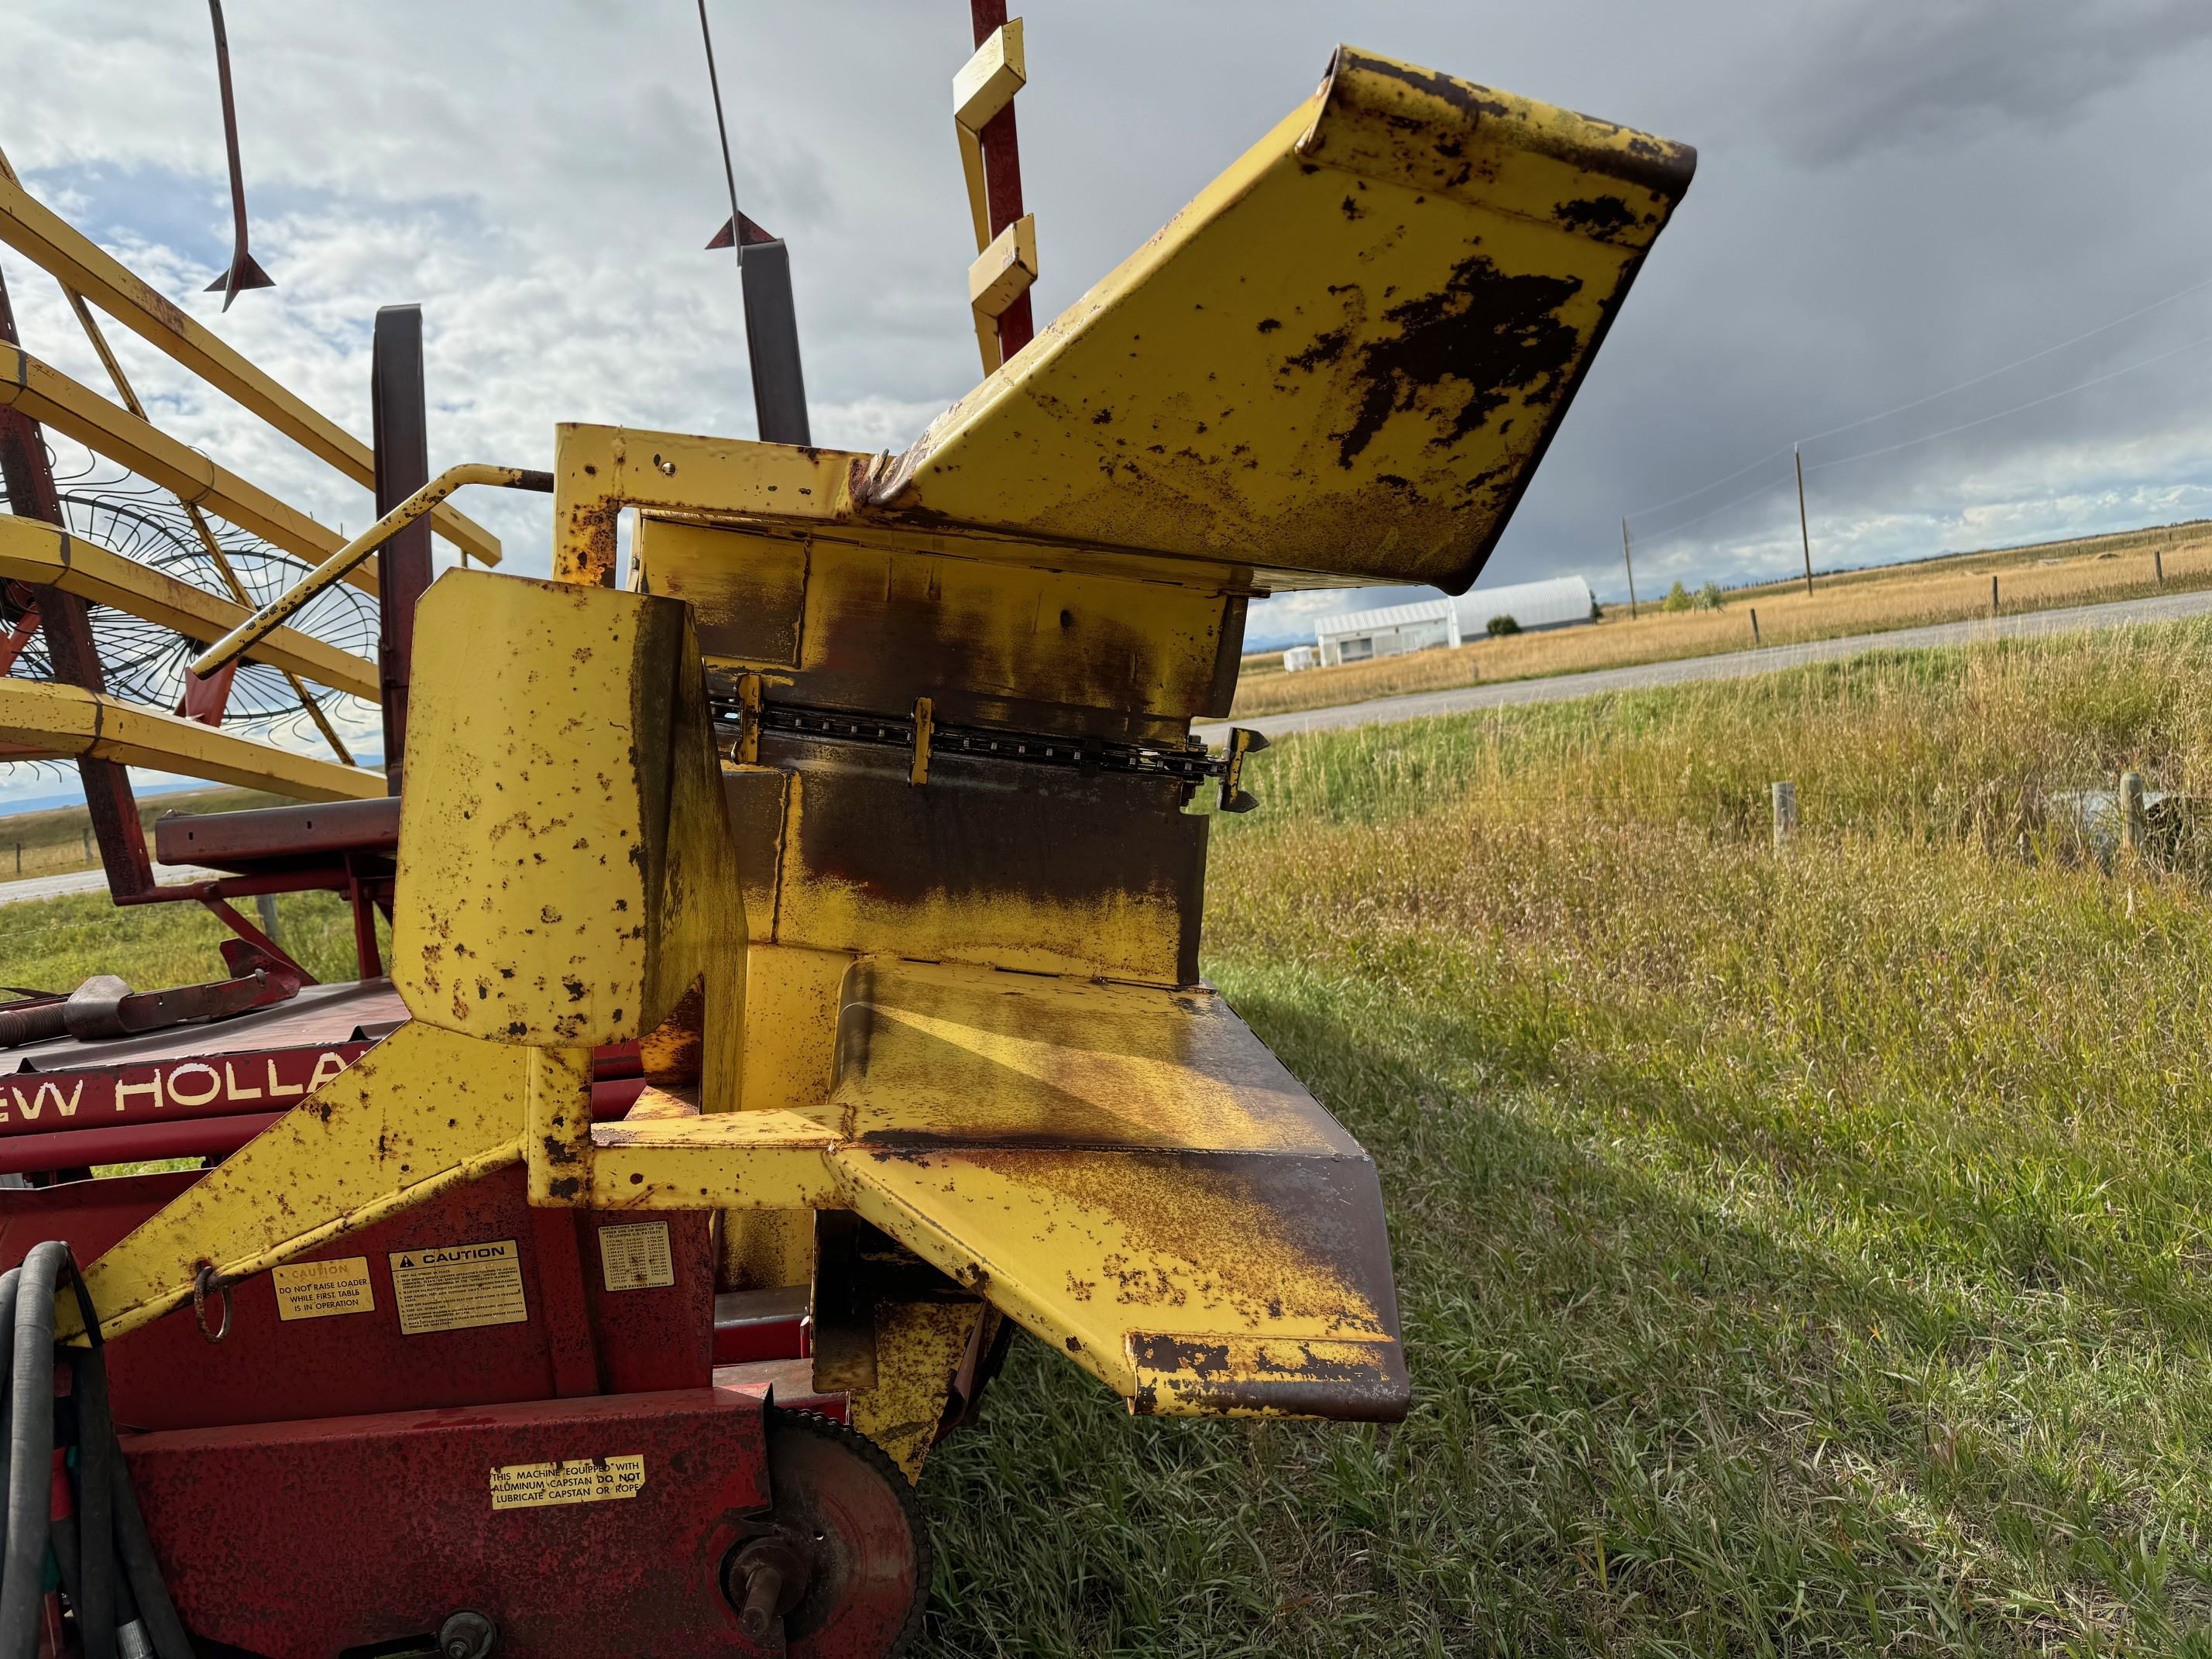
[[126, 1386, 778, 1657]]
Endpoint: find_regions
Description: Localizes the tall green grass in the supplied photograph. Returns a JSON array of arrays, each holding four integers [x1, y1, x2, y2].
[[920, 621, 2212, 1655], [1, 889, 385, 994]]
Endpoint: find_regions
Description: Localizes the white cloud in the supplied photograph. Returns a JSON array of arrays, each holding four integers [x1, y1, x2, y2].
[[6, 0, 2212, 808]]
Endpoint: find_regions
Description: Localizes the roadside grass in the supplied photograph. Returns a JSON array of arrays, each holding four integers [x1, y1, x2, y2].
[[919, 622, 2212, 1655], [0, 888, 383, 994], [0, 785, 290, 882], [1231, 529, 2212, 721]]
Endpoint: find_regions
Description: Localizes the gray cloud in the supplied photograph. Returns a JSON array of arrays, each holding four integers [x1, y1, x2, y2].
[[1764, 0, 2212, 169], [3, 0, 2211, 771]]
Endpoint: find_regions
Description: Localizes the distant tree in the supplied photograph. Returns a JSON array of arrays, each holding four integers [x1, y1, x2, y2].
[[1662, 580, 1693, 613], [1695, 582, 1727, 610], [1486, 614, 1520, 637]]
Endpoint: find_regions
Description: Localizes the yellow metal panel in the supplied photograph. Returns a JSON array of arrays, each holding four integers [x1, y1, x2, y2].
[[0, 168, 501, 565], [738, 944, 853, 1113], [953, 20, 1025, 252], [821, 960, 1407, 1419], [967, 214, 1038, 318], [847, 1300, 988, 1480], [552, 424, 868, 587], [0, 678, 383, 802], [634, 517, 808, 669], [392, 571, 744, 1105], [769, 764, 1194, 984], [870, 44, 1695, 592], [826, 961, 1363, 1152], [62, 1022, 527, 1342], [527, 1046, 596, 1206], [0, 517, 379, 699], [587, 1109, 840, 1211], [0, 343, 379, 596]]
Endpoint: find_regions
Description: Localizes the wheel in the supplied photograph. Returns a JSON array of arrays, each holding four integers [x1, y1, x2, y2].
[[726, 1408, 928, 1657]]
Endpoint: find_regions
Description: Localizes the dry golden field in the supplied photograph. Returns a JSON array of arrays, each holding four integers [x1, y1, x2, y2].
[[1232, 520, 2212, 720], [0, 785, 285, 881]]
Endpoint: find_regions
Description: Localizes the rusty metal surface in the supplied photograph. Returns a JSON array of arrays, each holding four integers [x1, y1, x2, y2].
[[62, 1019, 531, 1342], [392, 572, 744, 1100], [4, 981, 401, 1072], [153, 795, 400, 871], [200, 0, 276, 311], [125, 1387, 777, 1657], [825, 958, 1407, 1420], [872, 43, 1695, 593], [763, 734, 1205, 987]]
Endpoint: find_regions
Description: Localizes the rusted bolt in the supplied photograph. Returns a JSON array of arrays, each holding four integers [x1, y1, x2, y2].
[[723, 1537, 807, 1640], [739, 1561, 783, 1638], [438, 1610, 496, 1659]]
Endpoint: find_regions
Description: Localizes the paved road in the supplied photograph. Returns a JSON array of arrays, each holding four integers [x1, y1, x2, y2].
[[0, 864, 219, 908], [1202, 586, 2212, 741]]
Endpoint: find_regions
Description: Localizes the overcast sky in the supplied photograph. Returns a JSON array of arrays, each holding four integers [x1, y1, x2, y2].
[[5, 0, 2212, 809]]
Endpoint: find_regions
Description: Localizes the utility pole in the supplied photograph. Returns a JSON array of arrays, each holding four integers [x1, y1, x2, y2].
[[1620, 517, 1639, 620], [1794, 445, 1814, 598]]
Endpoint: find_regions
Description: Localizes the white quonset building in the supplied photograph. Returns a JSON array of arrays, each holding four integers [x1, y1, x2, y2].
[[1289, 575, 1595, 670]]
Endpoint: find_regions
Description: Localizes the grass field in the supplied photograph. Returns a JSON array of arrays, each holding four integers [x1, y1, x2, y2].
[[0, 785, 291, 882], [1232, 518, 2212, 722], [918, 619, 2212, 1655], [10, 623, 2212, 1652], [0, 886, 385, 993]]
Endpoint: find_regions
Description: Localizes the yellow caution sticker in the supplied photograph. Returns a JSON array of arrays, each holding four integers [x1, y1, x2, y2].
[[388, 1238, 527, 1335], [489, 1455, 647, 1511], [270, 1256, 374, 1322], [597, 1221, 675, 1292]]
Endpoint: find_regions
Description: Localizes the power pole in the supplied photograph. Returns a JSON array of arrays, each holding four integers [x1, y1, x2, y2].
[[1620, 517, 1639, 620], [1794, 445, 1814, 598]]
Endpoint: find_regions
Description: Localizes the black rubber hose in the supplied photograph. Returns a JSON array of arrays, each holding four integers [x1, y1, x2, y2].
[[2, 1242, 67, 1659], [0, 1269, 17, 1659], [54, 1261, 187, 1659], [105, 1456, 188, 1659], [71, 1345, 117, 1659]]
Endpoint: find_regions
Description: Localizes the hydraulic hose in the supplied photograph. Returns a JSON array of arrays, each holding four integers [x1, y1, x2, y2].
[[0, 1242, 188, 1659], [106, 1447, 187, 1659], [2, 1242, 67, 1659], [72, 1341, 116, 1659]]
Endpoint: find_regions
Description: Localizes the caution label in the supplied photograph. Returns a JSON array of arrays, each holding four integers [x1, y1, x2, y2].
[[598, 1221, 675, 1292], [388, 1238, 527, 1335], [271, 1256, 374, 1322], [488, 1455, 646, 1511]]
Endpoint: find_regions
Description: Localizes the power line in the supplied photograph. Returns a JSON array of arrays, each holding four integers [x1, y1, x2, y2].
[[1624, 266, 2212, 526], [1805, 325, 2212, 474], [1798, 269, 2212, 449], [1634, 321, 2212, 548]]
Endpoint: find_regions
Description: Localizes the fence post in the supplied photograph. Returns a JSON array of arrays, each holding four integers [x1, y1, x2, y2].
[[2155, 547, 2165, 585], [256, 891, 283, 945], [1990, 575, 1999, 616], [2119, 771, 2147, 859], [1771, 781, 1797, 852], [1750, 606, 1760, 645]]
